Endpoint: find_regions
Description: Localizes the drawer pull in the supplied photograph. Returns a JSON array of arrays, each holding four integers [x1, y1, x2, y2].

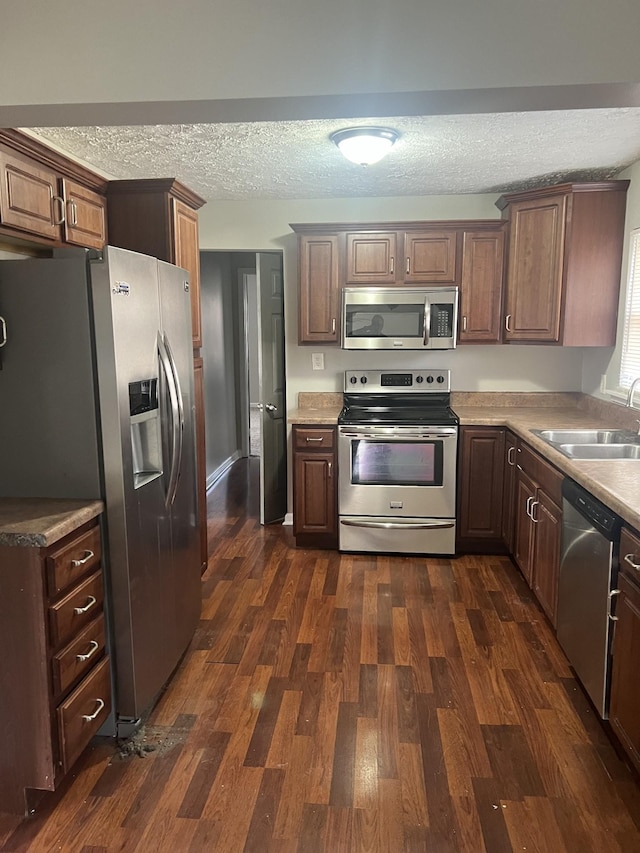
[[82, 698, 105, 722], [71, 550, 95, 567], [306, 437, 324, 442], [74, 595, 97, 615], [76, 640, 99, 662], [624, 553, 640, 571]]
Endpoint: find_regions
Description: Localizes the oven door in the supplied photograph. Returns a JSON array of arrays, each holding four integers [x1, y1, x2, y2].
[[338, 425, 457, 519]]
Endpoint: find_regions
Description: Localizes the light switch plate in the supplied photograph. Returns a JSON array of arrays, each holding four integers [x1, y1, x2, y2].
[[311, 352, 325, 370]]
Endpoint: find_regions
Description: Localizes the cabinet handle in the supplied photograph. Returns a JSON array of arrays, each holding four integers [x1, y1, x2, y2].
[[530, 500, 540, 523], [0, 316, 7, 348], [306, 437, 324, 442], [76, 640, 99, 662], [406, 257, 410, 274], [390, 257, 394, 275], [71, 549, 95, 567], [331, 318, 336, 334], [526, 496, 534, 518], [82, 698, 105, 722], [507, 446, 515, 466], [607, 588, 621, 622], [462, 316, 467, 332], [74, 595, 97, 615], [505, 314, 512, 333], [68, 199, 78, 227], [327, 461, 333, 478], [51, 195, 65, 226], [623, 553, 640, 571]]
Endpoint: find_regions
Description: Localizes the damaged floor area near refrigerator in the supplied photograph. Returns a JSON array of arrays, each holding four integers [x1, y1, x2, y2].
[[1, 458, 639, 852]]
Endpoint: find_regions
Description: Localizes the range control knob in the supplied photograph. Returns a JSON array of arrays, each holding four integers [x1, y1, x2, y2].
[[349, 376, 358, 384], [416, 375, 424, 384], [437, 375, 445, 384], [360, 376, 368, 384], [426, 375, 434, 383]]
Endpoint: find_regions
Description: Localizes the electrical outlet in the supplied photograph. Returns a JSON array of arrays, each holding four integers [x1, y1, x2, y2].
[[311, 352, 325, 371]]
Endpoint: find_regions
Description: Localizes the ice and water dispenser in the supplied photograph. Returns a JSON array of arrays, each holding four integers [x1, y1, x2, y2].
[[129, 378, 162, 488]]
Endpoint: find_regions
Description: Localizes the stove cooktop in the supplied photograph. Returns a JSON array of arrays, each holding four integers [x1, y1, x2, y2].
[[338, 404, 459, 426]]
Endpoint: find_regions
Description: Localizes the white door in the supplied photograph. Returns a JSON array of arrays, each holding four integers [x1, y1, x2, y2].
[[257, 252, 287, 523]]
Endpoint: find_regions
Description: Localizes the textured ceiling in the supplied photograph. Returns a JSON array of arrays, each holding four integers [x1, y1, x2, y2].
[[30, 109, 640, 201]]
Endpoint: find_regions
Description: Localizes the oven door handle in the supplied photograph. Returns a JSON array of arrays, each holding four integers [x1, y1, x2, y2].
[[340, 519, 455, 530], [339, 431, 457, 439]]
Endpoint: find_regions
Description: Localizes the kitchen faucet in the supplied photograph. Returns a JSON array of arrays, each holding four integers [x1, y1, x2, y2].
[[626, 376, 640, 409]]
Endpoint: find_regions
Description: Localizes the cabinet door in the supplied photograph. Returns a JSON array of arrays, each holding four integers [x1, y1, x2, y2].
[[293, 451, 336, 536], [298, 234, 339, 343], [609, 572, 640, 773], [193, 356, 208, 574], [513, 468, 536, 585], [501, 431, 517, 551], [172, 198, 202, 349], [504, 195, 566, 342], [457, 427, 505, 542], [459, 229, 505, 342], [531, 489, 561, 626], [62, 179, 107, 250], [346, 232, 397, 283], [404, 231, 457, 283], [0, 149, 61, 240]]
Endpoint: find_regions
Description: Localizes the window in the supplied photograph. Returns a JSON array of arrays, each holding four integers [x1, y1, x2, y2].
[[619, 228, 640, 390]]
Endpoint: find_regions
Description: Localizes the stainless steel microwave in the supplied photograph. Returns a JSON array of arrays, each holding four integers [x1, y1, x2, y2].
[[342, 286, 458, 350]]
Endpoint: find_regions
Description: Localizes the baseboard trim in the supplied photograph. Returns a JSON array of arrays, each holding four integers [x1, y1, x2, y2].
[[206, 451, 242, 492]]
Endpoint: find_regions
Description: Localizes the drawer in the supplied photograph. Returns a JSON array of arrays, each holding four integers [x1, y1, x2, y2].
[[294, 427, 335, 450], [517, 440, 562, 504], [51, 613, 106, 697], [620, 526, 640, 584], [56, 655, 111, 774], [46, 524, 102, 597], [49, 570, 104, 647]]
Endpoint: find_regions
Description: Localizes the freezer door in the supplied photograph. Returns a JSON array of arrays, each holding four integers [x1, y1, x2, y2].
[[157, 259, 201, 661], [91, 246, 176, 721]]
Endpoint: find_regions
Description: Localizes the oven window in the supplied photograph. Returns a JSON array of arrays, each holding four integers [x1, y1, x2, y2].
[[351, 440, 444, 486]]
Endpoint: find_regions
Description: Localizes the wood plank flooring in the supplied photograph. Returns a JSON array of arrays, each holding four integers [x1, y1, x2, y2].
[[1, 457, 639, 852]]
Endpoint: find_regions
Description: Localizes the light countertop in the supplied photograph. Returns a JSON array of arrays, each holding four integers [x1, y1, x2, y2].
[[0, 498, 103, 547]]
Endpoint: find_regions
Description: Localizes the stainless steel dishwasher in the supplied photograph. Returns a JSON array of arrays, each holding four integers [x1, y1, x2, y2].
[[557, 478, 622, 718]]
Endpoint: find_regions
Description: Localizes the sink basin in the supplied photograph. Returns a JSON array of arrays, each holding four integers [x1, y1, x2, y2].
[[534, 428, 637, 445], [559, 443, 640, 460]]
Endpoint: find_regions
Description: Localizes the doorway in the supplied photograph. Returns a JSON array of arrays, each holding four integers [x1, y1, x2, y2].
[[199, 250, 287, 524]]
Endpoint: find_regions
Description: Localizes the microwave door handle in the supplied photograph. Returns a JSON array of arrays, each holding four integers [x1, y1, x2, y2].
[[423, 298, 431, 346]]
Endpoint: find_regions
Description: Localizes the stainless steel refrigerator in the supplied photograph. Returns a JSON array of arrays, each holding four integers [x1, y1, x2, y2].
[[0, 246, 201, 734]]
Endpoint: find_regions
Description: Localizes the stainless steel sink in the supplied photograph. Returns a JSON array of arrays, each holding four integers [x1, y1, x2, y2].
[[559, 443, 640, 460], [534, 428, 637, 445]]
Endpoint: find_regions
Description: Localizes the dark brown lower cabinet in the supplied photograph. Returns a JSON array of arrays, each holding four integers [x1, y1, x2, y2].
[[501, 430, 517, 551], [609, 528, 640, 773], [457, 426, 506, 553], [512, 440, 562, 626], [293, 426, 337, 549]]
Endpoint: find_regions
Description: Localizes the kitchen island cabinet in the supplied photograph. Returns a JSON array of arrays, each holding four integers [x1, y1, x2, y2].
[[497, 181, 628, 345], [0, 499, 110, 816], [609, 526, 640, 774]]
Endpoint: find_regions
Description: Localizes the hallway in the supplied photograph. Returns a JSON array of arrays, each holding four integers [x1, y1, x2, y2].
[[1, 458, 639, 851]]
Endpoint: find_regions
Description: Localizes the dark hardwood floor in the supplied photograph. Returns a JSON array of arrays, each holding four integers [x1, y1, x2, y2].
[[1, 457, 639, 851]]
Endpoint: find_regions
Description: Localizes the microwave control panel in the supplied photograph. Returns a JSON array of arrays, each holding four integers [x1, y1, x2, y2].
[[344, 370, 450, 393]]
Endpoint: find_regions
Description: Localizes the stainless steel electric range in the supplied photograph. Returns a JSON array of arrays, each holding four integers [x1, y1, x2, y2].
[[337, 369, 458, 555]]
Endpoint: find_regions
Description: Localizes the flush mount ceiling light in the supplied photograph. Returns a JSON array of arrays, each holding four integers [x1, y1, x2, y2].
[[330, 126, 399, 165]]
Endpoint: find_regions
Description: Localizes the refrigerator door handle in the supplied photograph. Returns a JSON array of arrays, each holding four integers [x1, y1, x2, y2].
[[157, 333, 181, 508], [163, 332, 185, 506]]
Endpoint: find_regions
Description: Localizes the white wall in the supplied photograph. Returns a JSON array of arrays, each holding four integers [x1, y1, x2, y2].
[[198, 194, 588, 415], [2, 1, 639, 126], [582, 159, 640, 397]]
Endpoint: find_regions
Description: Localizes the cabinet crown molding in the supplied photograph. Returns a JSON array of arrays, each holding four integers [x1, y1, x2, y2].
[[290, 219, 506, 233], [107, 178, 206, 210], [495, 179, 630, 211]]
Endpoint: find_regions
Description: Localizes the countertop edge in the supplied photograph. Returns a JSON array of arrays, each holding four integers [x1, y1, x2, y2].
[[0, 499, 104, 548]]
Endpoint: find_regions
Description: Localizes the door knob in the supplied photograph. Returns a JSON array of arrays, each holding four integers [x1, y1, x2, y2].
[[265, 403, 278, 412]]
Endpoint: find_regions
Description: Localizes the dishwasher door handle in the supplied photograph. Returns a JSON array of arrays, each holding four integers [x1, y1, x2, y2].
[[607, 588, 621, 622]]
